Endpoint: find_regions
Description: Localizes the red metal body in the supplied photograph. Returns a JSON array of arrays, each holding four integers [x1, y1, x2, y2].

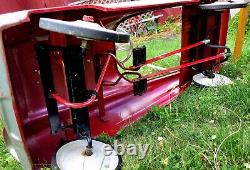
[[0, 0, 230, 169]]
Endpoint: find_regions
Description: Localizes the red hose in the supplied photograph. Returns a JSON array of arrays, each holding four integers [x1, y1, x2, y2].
[[51, 93, 96, 109]]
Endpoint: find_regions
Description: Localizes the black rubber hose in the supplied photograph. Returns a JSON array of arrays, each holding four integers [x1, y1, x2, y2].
[[208, 44, 231, 63]]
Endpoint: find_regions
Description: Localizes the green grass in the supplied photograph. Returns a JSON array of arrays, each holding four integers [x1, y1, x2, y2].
[[0, 122, 21, 170], [106, 17, 250, 169], [117, 36, 181, 78], [1, 16, 250, 169]]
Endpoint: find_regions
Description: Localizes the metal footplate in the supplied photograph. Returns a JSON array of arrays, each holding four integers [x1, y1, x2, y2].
[[199, 0, 248, 10]]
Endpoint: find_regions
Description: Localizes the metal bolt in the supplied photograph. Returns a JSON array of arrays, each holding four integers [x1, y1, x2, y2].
[[34, 69, 40, 75], [82, 146, 93, 156], [80, 40, 88, 48]]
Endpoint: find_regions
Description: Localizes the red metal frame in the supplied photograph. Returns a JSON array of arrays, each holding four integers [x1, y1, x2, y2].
[[0, 0, 230, 169]]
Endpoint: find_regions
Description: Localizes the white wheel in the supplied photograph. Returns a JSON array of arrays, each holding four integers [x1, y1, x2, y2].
[[193, 73, 233, 87], [56, 140, 121, 170]]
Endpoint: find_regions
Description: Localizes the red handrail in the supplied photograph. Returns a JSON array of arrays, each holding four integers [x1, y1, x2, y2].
[[51, 93, 96, 109]]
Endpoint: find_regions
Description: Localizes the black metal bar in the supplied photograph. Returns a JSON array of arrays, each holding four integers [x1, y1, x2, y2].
[[62, 46, 91, 141], [133, 46, 146, 69], [133, 78, 147, 96], [35, 44, 62, 134], [208, 44, 231, 64]]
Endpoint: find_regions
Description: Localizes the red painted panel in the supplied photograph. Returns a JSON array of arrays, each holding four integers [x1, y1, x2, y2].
[[0, 0, 86, 14], [0, 0, 24, 14]]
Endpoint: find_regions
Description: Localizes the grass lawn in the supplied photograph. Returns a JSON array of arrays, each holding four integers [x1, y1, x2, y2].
[[1, 16, 250, 169], [117, 35, 181, 78], [104, 18, 250, 170]]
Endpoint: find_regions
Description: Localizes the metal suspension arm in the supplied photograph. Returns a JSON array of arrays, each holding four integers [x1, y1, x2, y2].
[[129, 39, 210, 70], [110, 39, 210, 71], [136, 53, 225, 81]]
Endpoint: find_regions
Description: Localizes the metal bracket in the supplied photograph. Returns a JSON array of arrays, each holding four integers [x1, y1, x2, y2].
[[133, 78, 147, 96], [202, 70, 215, 78], [35, 44, 92, 139], [62, 46, 92, 140], [208, 44, 231, 63], [133, 46, 146, 70], [35, 44, 62, 134]]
